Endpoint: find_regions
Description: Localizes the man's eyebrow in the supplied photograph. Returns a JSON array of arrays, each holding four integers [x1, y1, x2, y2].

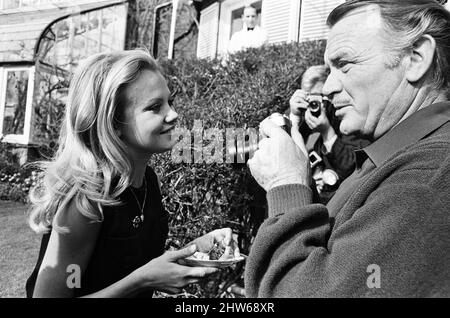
[[327, 51, 354, 65]]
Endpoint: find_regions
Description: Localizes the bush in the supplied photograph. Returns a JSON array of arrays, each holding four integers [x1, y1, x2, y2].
[[0, 138, 44, 203]]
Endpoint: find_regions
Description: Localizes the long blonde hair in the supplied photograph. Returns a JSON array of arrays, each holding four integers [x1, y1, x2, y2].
[[29, 50, 161, 234]]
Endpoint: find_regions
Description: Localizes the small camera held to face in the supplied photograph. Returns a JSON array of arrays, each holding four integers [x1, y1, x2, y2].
[[228, 113, 291, 163], [307, 94, 332, 118]]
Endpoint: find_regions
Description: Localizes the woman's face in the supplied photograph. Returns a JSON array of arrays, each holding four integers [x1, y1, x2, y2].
[[119, 69, 178, 157]]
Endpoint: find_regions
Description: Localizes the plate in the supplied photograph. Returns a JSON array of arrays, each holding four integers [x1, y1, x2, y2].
[[183, 254, 247, 268]]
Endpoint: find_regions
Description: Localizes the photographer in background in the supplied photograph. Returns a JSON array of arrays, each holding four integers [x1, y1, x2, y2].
[[288, 65, 370, 203]]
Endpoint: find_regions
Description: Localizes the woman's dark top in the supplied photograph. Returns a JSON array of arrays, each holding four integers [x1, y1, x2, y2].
[[25, 166, 169, 298]]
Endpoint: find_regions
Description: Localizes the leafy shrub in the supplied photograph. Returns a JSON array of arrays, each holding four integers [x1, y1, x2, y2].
[[0, 169, 41, 203], [0, 138, 44, 203]]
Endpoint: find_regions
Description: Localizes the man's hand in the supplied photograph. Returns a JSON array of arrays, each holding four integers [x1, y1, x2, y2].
[[247, 117, 310, 192]]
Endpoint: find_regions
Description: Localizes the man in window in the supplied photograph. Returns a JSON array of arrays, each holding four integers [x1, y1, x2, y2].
[[227, 5, 268, 55]]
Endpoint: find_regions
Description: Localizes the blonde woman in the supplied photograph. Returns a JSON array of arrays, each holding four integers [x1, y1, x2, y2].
[[26, 50, 237, 297]]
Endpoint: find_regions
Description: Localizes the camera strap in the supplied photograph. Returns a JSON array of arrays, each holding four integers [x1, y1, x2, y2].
[[305, 132, 320, 152]]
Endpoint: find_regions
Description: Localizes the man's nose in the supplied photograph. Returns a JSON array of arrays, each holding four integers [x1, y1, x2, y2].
[[322, 71, 342, 97]]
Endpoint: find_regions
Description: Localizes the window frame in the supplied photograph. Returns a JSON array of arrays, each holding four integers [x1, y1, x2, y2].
[[0, 65, 35, 144]]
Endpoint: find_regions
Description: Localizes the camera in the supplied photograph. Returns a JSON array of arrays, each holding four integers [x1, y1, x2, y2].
[[228, 113, 330, 167], [307, 94, 332, 118], [308, 151, 322, 168], [227, 113, 291, 163]]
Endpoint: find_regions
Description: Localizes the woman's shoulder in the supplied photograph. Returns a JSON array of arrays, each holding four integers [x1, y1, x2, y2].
[[54, 199, 102, 236], [47, 199, 102, 266]]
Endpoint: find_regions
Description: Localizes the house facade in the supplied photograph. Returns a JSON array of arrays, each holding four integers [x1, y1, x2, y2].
[[196, 0, 346, 59], [1, 0, 449, 151], [196, 0, 450, 59]]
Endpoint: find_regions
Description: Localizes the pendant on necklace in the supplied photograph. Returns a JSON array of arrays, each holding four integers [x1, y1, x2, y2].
[[132, 216, 141, 228]]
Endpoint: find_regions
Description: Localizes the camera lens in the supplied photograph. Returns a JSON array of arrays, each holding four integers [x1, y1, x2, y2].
[[227, 139, 258, 163], [309, 101, 321, 117], [227, 113, 291, 164]]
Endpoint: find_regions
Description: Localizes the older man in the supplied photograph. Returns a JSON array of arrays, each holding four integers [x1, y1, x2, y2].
[[245, 0, 450, 297]]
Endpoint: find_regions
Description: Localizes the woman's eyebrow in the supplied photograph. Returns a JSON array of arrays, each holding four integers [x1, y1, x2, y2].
[[141, 97, 164, 108]]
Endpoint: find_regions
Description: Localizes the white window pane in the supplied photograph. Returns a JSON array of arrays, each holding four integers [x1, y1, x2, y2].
[[3, 70, 29, 135], [3, 0, 20, 10], [37, 4, 127, 71]]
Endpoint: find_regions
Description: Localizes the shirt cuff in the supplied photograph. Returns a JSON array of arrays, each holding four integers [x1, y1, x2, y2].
[[289, 113, 301, 126], [266, 184, 313, 217], [322, 134, 338, 154]]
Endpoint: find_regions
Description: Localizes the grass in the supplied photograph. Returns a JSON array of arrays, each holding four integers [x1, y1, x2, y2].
[[0, 200, 41, 298]]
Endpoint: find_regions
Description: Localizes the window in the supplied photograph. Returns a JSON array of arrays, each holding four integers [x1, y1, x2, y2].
[[230, 1, 262, 39], [215, 0, 263, 57], [0, 66, 34, 144]]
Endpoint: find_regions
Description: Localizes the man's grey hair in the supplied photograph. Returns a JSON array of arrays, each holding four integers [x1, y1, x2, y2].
[[327, 0, 450, 91]]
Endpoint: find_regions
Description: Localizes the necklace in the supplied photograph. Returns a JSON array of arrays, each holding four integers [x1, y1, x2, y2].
[[130, 177, 147, 228]]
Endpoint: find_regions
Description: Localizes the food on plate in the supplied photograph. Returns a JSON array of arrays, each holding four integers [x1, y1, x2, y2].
[[191, 243, 238, 261]]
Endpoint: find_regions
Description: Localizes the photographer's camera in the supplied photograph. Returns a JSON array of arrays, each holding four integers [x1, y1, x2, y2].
[[307, 94, 331, 118]]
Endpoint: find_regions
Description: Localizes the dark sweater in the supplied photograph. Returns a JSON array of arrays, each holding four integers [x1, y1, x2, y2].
[[245, 102, 450, 297]]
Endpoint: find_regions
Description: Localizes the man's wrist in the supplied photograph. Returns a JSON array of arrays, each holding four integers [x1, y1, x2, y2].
[[268, 175, 308, 191], [267, 184, 313, 216]]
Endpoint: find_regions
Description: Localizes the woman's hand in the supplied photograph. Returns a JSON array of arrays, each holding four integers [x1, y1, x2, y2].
[[304, 104, 332, 135], [134, 245, 219, 294]]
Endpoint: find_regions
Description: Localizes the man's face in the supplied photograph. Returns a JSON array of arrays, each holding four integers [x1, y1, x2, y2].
[[323, 6, 411, 139], [242, 7, 257, 28]]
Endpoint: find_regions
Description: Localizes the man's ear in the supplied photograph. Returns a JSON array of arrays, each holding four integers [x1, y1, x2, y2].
[[405, 34, 436, 83]]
